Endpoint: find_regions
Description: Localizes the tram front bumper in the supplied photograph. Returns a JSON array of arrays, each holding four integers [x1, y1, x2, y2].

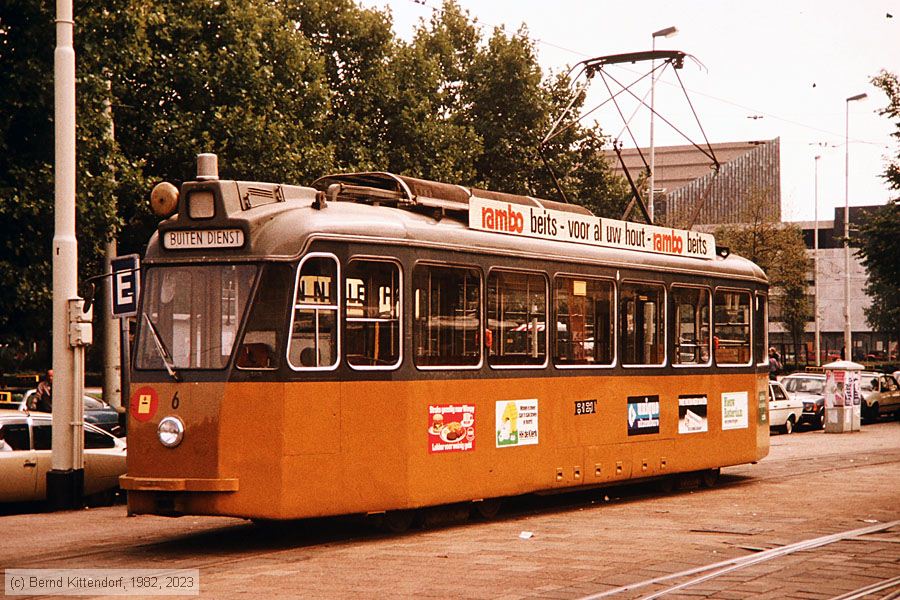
[[119, 475, 239, 492]]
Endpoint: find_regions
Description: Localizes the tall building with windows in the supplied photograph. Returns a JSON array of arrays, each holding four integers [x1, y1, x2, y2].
[[770, 206, 893, 363]]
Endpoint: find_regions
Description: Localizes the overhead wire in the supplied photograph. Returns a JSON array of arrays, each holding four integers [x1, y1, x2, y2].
[[392, 0, 887, 147]]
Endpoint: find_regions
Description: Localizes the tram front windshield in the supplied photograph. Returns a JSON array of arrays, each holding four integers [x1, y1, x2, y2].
[[136, 265, 257, 371]]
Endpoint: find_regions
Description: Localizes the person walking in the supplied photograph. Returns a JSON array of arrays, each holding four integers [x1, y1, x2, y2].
[[768, 348, 782, 380], [34, 369, 53, 412]]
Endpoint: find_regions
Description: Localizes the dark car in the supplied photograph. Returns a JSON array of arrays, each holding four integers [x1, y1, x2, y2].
[[19, 390, 123, 437], [781, 373, 826, 429]]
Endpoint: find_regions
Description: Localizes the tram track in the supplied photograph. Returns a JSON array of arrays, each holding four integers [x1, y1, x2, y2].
[[578, 520, 900, 600]]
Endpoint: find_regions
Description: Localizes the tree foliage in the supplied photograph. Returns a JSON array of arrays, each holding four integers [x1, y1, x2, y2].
[[0, 0, 629, 362], [856, 71, 900, 350], [714, 189, 811, 353]]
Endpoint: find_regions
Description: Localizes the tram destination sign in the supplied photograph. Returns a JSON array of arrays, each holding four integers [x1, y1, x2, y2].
[[163, 228, 245, 250], [468, 196, 716, 260]]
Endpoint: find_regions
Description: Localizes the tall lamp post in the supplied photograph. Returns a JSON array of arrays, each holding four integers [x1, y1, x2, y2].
[[814, 154, 821, 366], [649, 25, 678, 224], [844, 92, 867, 361]]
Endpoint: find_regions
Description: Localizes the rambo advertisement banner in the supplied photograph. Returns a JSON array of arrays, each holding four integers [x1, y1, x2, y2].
[[468, 196, 716, 260]]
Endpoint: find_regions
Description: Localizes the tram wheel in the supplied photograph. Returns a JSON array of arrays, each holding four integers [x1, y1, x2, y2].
[[700, 468, 720, 488], [657, 476, 676, 493], [376, 510, 417, 534], [471, 498, 502, 520]]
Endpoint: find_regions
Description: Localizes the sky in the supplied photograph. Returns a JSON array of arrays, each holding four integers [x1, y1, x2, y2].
[[359, 0, 900, 223]]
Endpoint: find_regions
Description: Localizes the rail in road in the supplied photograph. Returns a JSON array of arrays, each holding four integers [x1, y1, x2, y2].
[[2, 422, 899, 599]]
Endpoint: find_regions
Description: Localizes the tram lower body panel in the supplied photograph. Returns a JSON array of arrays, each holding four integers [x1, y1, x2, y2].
[[122, 373, 770, 519]]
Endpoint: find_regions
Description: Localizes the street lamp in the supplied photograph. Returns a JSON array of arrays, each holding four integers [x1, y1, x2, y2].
[[844, 92, 867, 361], [649, 25, 678, 224], [814, 154, 821, 366]]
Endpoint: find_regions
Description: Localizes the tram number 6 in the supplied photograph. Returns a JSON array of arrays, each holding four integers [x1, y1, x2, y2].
[[171, 392, 180, 410]]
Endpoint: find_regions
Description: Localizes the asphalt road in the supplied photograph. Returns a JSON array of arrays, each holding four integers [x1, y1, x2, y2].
[[2, 421, 899, 599]]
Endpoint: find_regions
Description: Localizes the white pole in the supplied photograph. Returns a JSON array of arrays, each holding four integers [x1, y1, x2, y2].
[[844, 93, 867, 362], [814, 155, 820, 366], [649, 26, 677, 225], [102, 83, 122, 413], [649, 35, 657, 224], [51, 0, 83, 505]]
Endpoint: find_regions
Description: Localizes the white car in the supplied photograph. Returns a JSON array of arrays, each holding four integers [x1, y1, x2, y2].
[[0, 409, 126, 504], [769, 380, 803, 434]]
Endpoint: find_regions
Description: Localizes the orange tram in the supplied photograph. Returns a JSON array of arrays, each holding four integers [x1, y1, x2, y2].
[[121, 155, 771, 524]]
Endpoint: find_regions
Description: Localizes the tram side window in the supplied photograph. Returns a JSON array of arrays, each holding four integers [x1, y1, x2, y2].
[[413, 265, 481, 367], [620, 282, 665, 366], [714, 290, 751, 365], [236, 264, 292, 369], [345, 260, 401, 369], [288, 256, 339, 369], [754, 293, 768, 365], [672, 286, 711, 365], [487, 270, 547, 367], [554, 277, 614, 366]]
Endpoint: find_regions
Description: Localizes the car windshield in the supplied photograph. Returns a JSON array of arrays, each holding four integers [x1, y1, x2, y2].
[[83, 397, 105, 410], [859, 376, 877, 391], [783, 376, 824, 394], [136, 264, 257, 370]]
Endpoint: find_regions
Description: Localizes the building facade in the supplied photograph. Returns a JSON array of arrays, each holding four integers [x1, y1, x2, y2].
[[607, 138, 781, 227], [770, 206, 895, 363]]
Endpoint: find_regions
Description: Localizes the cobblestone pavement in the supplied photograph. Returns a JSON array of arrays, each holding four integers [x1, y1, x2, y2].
[[2, 421, 898, 599]]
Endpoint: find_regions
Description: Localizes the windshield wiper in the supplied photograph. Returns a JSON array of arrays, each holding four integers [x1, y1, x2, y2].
[[143, 313, 181, 382]]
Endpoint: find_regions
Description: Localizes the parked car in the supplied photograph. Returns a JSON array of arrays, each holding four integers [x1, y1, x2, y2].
[[0, 409, 126, 504], [19, 389, 122, 437], [0, 388, 28, 410], [781, 372, 826, 429], [859, 371, 900, 422], [768, 380, 803, 434]]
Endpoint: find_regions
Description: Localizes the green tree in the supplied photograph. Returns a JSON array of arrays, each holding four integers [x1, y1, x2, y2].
[[856, 71, 900, 355], [0, 0, 335, 362], [276, 0, 396, 172], [714, 189, 811, 363]]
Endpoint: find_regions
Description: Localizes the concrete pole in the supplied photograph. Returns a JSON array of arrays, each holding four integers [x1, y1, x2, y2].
[[814, 155, 820, 366], [49, 0, 84, 508], [102, 83, 122, 413], [648, 35, 657, 224], [844, 93, 867, 362]]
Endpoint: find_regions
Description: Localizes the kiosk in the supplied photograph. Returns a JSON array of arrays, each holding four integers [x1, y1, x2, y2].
[[823, 360, 863, 433]]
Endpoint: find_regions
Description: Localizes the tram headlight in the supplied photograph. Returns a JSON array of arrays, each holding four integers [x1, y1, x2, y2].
[[157, 416, 185, 448]]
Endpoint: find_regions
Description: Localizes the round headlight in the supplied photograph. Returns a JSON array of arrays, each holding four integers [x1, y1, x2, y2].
[[157, 416, 184, 448]]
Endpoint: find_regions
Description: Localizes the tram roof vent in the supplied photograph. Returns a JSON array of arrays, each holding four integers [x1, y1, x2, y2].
[[311, 172, 594, 218]]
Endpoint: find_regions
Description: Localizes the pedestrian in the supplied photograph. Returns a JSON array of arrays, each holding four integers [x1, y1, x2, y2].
[[34, 369, 53, 413], [768, 347, 781, 380]]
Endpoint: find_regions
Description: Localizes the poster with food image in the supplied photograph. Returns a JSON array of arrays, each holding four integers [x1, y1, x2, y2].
[[428, 404, 475, 453], [721, 391, 749, 430], [495, 399, 539, 447]]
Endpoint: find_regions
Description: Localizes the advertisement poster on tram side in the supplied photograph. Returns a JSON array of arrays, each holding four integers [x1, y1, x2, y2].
[[721, 391, 749, 430], [495, 400, 539, 447], [678, 395, 708, 434], [627, 395, 660, 436], [428, 404, 475, 453]]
